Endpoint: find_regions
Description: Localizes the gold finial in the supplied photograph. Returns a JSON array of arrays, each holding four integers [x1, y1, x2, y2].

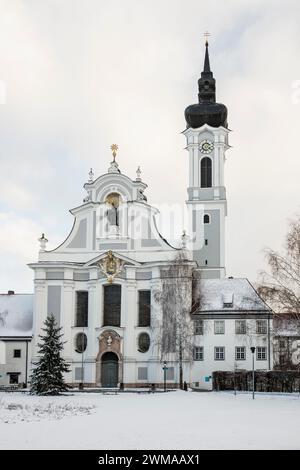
[[111, 144, 118, 162], [204, 31, 210, 45]]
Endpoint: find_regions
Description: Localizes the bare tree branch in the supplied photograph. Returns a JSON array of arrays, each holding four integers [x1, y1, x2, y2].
[[258, 215, 300, 319]]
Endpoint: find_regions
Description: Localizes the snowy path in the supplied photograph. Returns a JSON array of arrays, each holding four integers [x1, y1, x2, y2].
[[0, 391, 299, 449]]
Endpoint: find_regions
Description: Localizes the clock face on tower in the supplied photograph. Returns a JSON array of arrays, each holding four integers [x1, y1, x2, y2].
[[199, 140, 214, 154]]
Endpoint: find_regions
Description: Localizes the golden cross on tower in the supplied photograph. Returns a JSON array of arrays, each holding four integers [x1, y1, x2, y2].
[[204, 31, 210, 45], [110, 144, 118, 163]]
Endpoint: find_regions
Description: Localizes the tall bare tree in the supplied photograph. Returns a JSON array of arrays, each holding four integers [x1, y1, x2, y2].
[[152, 252, 199, 389], [258, 216, 300, 318]]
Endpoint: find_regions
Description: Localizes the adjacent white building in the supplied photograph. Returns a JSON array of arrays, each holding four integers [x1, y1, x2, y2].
[[0, 293, 33, 387], [5, 41, 273, 390], [191, 278, 271, 389]]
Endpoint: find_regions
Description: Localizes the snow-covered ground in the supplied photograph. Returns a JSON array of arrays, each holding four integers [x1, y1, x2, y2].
[[0, 390, 300, 449]]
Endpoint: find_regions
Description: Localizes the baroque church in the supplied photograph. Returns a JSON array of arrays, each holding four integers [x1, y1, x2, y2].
[[0, 42, 272, 390]]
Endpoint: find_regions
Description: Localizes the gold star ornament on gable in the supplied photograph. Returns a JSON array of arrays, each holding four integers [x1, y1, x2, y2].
[[111, 144, 118, 162]]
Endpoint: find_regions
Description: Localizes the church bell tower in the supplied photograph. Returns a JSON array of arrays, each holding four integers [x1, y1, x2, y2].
[[183, 41, 230, 279]]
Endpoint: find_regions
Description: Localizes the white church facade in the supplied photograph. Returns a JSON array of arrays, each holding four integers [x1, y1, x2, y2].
[[0, 42, 272, 390]]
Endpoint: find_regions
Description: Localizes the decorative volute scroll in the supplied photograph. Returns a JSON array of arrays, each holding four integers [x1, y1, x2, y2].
[[98, 251, 124, 283]]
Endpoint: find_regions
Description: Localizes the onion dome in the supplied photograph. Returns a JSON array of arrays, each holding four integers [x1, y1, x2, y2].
[[185, 41, 228, 129]]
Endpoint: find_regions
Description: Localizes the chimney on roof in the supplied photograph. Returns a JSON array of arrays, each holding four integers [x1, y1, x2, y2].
[[7, 290, 15, 295]]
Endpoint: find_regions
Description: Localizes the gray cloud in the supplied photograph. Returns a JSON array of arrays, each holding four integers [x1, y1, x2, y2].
[[0, 0, 299, 292]]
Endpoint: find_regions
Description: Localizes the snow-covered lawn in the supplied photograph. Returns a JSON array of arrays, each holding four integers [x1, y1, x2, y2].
[[0, 390, 300, 449]]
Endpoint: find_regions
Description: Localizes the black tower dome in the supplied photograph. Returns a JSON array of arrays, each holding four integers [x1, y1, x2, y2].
[[185, 42, 228, 129]]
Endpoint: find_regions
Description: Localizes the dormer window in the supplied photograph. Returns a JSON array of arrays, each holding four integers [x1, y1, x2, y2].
[[222, 292, 234, 308]]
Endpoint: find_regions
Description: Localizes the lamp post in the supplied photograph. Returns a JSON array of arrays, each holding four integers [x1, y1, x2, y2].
[[81, 332, 84, 389], [250, 347, 256, 400], [162, 361, 168, 392]]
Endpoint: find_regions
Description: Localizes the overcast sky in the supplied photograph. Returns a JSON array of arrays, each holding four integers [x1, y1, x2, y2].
[[0, 0, 299, 293]]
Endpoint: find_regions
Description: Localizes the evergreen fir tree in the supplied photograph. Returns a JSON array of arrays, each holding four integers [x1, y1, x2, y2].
[[30, 314, 70, 395]]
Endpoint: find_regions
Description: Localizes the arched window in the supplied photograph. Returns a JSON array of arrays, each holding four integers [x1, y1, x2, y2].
[[138, 291, 151, 327], [75, 333, 87, 353], [138, 333, 150, 353], [103, 285, 121, 327], [75, 291, 88, 327], [203, 214, 210, 224], [201, 157, 212, 188]]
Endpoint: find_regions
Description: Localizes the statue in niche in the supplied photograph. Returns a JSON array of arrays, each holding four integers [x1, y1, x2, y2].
[[107, 205, 118, 226], [106, 193, 120, 227]]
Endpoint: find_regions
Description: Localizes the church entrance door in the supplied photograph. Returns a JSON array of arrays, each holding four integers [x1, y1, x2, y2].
[[101, 352, 118, 387]]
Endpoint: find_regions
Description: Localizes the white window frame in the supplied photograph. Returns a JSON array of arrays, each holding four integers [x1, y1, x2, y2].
[[235, 346, 246, 360], [215, 346, 225, 361], [194, 346, 204, 361], [214, 320, 225, 335], [257, 346, 267, 361], [235, 320, 246, 335], [256, 320, 267, 335], [194, 320, 203, 335]]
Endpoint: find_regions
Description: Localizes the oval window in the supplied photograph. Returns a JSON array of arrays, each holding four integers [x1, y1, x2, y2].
[[75, 333, 87, 353], [138, 333, 150, 353]]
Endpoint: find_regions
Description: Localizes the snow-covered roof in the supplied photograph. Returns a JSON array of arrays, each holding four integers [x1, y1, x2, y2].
[[194, 278, 271, 313], [0, 294, 33, 337], [273, 316, 300, 337]]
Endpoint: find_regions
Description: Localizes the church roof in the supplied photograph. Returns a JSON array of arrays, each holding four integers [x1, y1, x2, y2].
[[184, 41, 228, 129], [193, 278, 271, 314], [0, 293, 33, 338]]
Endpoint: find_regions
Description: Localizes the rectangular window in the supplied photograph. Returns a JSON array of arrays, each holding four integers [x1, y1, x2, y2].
[[194, 346, 204, 361], [215, 347, 225, 360], [103, 285, 121, 327], [194, 320, 203, 335], [138, 367, 148, 381], [214, 320, 225, 335], [75, 367, 84, 381], [13, 349, 21, 358], [279, 340, 286, 349], [235, 320, 246, 334], [75, 291, 88, 327], [235, 346, 246, 360], [166, 367, 174, 380], [9, 373, 19, 384], [138, 291, 151, 327], [256, 320, 267, 334], [257, 347, 267, 361]]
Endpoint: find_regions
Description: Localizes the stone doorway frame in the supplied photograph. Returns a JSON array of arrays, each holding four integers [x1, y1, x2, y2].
[[96, 329, 123, 386]]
